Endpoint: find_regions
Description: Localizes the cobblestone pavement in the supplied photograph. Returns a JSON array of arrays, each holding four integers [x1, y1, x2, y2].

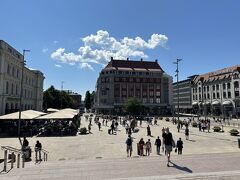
[[1, 152, 240, 180]]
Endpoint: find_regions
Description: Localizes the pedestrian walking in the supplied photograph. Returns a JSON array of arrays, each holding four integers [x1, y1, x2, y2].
[[88, 123, 91, 133], [138, 138, 145, 156], [98, 121, 101, 131], [185, 127, 189, 140], [155, 136, 161, 155], [162, 128, 175, 167], [176, 138, 183, 155], [126, 135, 133, 157], [145, 139, 152, 156], [147, 125, 151, 136]]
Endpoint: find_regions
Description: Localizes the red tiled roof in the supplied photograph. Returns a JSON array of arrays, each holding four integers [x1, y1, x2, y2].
[[104, 58, 164, 72], [193, 65, 240, 84]]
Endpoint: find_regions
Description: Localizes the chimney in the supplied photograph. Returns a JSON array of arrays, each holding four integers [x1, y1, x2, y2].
[[155, 59, 158, 63], [127, 58, 129, 61], [111, 57, 113, 61], [140, 58, 143, 61]]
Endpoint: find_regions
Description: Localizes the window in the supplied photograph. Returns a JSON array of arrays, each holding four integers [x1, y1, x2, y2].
[[235, 91, 239, 97], [217, 92, 220, 99], [149, 98, 154, 103], [227, 83, 231, 89], [6, 82, 9, 94], [228, 91, 231, 98], [156, 98, 160, 103], [223, 92, 226, 98], [213, 93, 216, 99], [7, 64, 10, 74], [207, 93, 210, 99], [223, 83, 226, 89], [207, 86, 209, 91], [12, 67, 15, 77], [193, 95, 195, 100], [16, 84, 18, 95], [142, 98, 147, 103], [234, 81, 239, 88], [198, 87, 201, 92], [156, 91, 160, 96], [212, 85, 215, 91], [149, 91, 154, 97], [216, 84, 219, 90], [11, 83, 14, 95]]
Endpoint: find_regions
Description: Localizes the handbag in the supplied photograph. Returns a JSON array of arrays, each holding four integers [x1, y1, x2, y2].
[[175, 148, 177, 153]]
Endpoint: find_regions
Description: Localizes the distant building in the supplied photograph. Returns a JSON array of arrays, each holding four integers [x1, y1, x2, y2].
[[63, 90, 82, 109], [94, 57, 173, 115], [172, 75, 197, 114], [191, 65, 240, 117], [0, 40, 44, 115]]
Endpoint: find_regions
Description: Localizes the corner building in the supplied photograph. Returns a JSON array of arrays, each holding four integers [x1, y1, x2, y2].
[[191, 65, 240, 117], [94, 58, 173, 115], [0, 40, 44, 115]]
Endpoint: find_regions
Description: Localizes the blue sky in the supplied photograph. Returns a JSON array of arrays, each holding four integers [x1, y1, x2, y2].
[[1, 0, 240, 97]]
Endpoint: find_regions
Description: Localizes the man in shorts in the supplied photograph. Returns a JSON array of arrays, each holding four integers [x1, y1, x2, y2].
[[163, 127, 174, 167], [126, 135, 133, 157]]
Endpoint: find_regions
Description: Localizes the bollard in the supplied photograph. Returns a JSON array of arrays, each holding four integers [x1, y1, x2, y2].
[[3, 150, 7, 172], [11, 152, 14, 169], [22, 154, 25, 168], [46, 154, 48, 161], [17, 154, 20, 168]]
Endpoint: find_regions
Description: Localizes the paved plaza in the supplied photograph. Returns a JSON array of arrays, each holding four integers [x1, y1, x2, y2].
[[0, 114, 240, 179], [0, 115, 239, 161]]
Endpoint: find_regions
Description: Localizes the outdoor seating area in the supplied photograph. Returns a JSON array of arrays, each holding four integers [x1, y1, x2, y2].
[[0, 108, 81, 137]]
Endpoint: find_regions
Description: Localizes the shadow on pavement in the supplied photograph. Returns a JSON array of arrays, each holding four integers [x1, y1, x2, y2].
[[171, 162, 193, 173]]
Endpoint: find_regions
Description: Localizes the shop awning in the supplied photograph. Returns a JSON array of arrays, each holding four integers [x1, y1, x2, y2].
[[223, 100, 232, 105], [0, 110, 46, 120], [192, 102, 198, 106], [203, 101, 211, 105], [212, 101, 220, 105]]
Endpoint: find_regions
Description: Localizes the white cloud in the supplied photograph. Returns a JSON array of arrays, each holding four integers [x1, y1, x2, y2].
[[55, 64, 62, 68], [79, 62, 94, 71], [51, 30, 168, 70], [42, 48, 48, 53], [53, 40, 59, 44]]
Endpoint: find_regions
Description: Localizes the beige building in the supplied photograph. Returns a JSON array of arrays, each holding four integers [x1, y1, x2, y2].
[[94, 58, 173, 115], [191, 65, 240, 117], [0, 40, 44, 115]]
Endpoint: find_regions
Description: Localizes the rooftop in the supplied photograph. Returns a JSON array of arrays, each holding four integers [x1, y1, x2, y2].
[[103, 57, 164, 72]]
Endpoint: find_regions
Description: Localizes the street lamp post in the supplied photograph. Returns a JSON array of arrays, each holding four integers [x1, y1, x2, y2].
[[173, 58, 182, 125], [18, 49, 30, 146], [61, 81, 64, 109]]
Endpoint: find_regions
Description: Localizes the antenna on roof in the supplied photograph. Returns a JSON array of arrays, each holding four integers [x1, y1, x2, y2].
[[140, 58, 143, 61]]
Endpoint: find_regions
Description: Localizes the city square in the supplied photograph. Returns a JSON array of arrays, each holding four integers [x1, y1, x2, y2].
[[1, 0, 240, 179]]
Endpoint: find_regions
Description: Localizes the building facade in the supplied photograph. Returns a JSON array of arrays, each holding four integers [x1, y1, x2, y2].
[[0, 40, 44, 115], [191, 65, 240, 118], [172, 76, 197, 114], [94, 58, 173, 115]]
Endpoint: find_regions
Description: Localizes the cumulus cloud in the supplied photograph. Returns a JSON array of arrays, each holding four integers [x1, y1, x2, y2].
[[53, 40, 59, 44], [55, 64, 62, 68], [42, 48, 48, 53], [79, 62, 94, 71], [51, 30, 168, 70]]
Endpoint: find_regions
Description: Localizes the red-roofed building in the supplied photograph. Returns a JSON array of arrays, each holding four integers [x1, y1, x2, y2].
[[93, 57, 173, 115]]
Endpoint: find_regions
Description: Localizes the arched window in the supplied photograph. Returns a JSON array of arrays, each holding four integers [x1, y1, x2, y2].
[[11, 83, 14, 95], [15, 103, 18, 111], [11, 103, 14, 112]]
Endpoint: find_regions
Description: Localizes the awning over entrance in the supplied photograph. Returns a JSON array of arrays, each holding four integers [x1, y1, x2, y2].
[[212, 101, 220, 105], [223, 100, 232, 105], [203, 101, 211, 105], [192, 102, 198, 106]]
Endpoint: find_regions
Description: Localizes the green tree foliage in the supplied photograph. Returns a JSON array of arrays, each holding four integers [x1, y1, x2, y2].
[[43, 85, 73, 110], [125, 98, 142, 115]]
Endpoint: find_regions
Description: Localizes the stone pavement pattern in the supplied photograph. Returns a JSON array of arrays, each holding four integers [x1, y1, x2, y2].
[[1, 152, 240, 180]]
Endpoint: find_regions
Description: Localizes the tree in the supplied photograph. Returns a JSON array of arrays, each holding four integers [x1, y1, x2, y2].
[[85, 91, 91, 110], [43, 86, 73, 110], [125, 98, 142, 115]]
